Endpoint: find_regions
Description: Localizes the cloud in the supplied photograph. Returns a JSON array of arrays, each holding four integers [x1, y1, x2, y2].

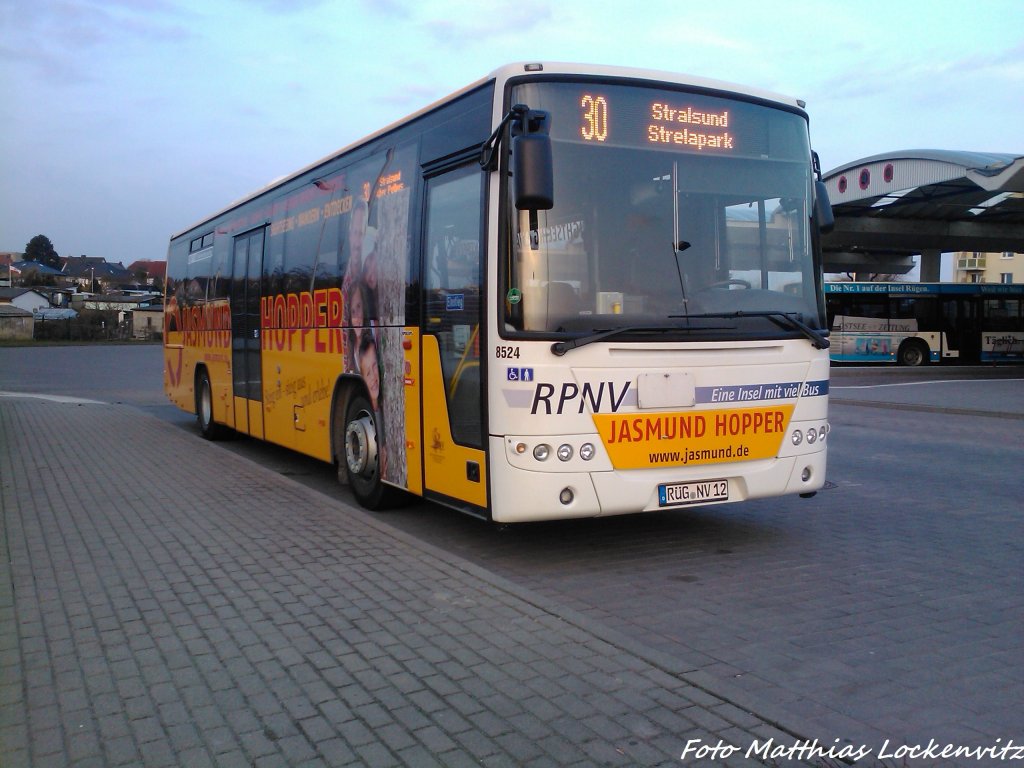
[[1, 0, 193, 84], [372, 82, 445, 109], [943, 41, 1024, 83], [646, 23, 751, 54], [243, 0, 332, 13], [357, 0, 408, 16], [417, 0, 554, 47]]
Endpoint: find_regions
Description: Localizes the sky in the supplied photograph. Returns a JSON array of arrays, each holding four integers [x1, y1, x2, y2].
[[1, 0, 1022, 266]]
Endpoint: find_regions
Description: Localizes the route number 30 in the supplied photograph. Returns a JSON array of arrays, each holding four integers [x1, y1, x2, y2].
[[580, 94, 609, 142]]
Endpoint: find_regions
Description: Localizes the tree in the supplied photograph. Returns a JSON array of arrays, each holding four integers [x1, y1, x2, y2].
[[24, 235, 61, 269]]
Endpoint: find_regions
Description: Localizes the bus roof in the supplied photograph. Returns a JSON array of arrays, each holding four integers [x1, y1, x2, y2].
[[171, 62, 808, 242], [488, 62, 806, 109]]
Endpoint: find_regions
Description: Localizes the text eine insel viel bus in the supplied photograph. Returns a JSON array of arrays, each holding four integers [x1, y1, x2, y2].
[[163, 62, 835, 523]]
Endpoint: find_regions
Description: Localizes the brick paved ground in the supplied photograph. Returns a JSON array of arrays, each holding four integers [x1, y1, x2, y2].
[[0, 396, 819, 768]]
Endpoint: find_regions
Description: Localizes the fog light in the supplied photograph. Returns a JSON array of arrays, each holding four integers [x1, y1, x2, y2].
[[791, 430, 803, 446], [801, 466, 812, 482], [807, 429, 818, 444], [580, 443, 595, 461], [557, 444, 573, 461], [559, 487, 574, 505], [533, 444, 550, 461]]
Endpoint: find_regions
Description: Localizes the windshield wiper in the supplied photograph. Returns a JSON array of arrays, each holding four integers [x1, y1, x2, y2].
[[550, 324, 729, 356], [550, 312, 828, 356], [668, 310, 830, 349], [763, 312, 830, 349]]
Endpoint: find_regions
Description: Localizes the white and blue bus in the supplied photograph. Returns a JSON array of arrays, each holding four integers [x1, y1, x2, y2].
[[825, 282, 1024, 365]]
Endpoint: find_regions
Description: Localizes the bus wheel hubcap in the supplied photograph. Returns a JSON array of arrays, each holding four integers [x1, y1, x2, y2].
[[345, 415, 377, 477]]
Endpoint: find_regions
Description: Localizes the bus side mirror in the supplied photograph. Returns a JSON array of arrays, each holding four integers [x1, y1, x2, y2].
[[512, 110, 554, 211], [815, 180, 834, 234]]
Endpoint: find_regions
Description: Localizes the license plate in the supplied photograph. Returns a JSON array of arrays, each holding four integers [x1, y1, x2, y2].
[[658, 479, 729, 507]]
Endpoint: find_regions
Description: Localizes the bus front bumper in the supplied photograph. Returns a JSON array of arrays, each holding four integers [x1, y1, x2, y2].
[[488, 435, 827, 523]]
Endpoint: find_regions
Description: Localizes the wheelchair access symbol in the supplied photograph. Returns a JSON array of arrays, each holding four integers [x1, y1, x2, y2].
[[506, 367, 534, 382]]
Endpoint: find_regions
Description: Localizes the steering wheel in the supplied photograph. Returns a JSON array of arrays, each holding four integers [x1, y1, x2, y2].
[[708, 278, 752, 289]]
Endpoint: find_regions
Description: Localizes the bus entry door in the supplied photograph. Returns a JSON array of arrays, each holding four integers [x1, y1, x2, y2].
[[230, 228, 265, 438], [420, 166, 487, 511]]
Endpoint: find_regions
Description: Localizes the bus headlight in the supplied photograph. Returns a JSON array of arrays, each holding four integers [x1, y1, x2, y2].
[[580, 443, 595, 461], [806, 429, 818, 444], [791, 430, 803, 446], [556, 444, 573, 461], [533, 444, 551, 461]]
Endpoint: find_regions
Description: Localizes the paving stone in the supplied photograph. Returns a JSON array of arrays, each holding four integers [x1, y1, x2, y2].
[[0, 398, 820, 768]]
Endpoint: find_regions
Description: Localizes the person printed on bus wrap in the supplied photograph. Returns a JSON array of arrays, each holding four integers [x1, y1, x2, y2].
[[341, 199, 369, 337], [343, 198, 368, 291], [342, 198, 379, 299], [362, 234, 379, 293], [341, 197, 382, 367], [356, 327, 387, 477], [344, 279, 376, 372]]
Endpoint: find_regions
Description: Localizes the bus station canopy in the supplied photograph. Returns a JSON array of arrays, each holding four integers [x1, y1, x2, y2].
[[820, 150, 1024, 275]]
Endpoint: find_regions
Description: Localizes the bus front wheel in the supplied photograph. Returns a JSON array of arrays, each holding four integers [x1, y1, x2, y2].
[[342, 393, 403, 510], [898, 340, 929, 367]]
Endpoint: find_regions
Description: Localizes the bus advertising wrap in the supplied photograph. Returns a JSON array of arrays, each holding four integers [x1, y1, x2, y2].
[[593, 405, 794, 469], [503, 373, 826, 470]]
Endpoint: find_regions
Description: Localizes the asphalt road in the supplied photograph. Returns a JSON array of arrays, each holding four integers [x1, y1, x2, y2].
[[2, 343, 1022, 751]]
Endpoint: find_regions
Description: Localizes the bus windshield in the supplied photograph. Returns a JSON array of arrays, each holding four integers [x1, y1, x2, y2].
[[504, 80, 823, 337]]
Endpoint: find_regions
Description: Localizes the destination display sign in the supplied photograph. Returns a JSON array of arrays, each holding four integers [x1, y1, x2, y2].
[[515, 81, 788, 159]]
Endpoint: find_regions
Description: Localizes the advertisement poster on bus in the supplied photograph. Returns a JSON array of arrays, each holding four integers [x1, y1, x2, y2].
[[338, 147, 414, 490], [981, 331, 1024, 361], [260, 144, 415, 487], [833, 315, 914, 361]]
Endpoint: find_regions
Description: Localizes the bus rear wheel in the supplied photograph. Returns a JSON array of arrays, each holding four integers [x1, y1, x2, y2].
[[196, 369, 227, 440], [898, 340, 929, 367], [342, 393, 404, 510]]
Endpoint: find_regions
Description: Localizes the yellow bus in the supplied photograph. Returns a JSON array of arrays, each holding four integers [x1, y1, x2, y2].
[[164, 62, 834, 522]]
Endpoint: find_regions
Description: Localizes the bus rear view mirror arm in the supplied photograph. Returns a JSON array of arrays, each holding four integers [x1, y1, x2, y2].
[[479, 104, 555, 211], [815, 180, 834, 234], [812, 152, 834, 233]]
